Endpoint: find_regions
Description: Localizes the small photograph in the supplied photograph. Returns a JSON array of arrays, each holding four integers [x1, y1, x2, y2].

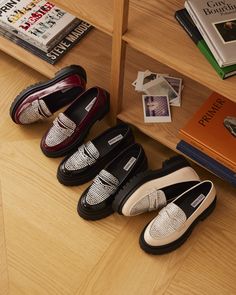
[[214, 18, 236, 43], [135, 70, 156, 91], [143, 73, 157, 85], [142, 95, 171, 123], [164, 76, 182, 95], [143, 76, 178, 103]]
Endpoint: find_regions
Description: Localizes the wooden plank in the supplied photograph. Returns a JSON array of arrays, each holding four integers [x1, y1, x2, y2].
[[0, 182, 9, 295], [117, 46, 211, 151], [53, 0, 113, 35], [125, 1, 236, 102], [0, 29, 111, 87], [109, 0, 129, 123]]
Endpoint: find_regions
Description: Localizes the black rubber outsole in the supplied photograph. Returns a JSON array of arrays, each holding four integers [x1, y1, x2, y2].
[[139, 197, 217, 255], [41, 92, 110, 158], [77, 201, 114, 221], [10, 65, 87, 123]]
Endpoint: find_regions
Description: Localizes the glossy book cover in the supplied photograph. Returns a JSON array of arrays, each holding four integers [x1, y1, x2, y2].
[[179, 92, 236, 171]]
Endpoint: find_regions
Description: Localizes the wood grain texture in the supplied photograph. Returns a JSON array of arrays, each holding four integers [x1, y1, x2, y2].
[[118, 46, 212, 151], [125, 0, 236, 102], [0, 182, 9, 295], [110, 0, 129, 122], [0, 29, 112, 85], [53, 0, 113, 35], [1, 24, 236, 295]]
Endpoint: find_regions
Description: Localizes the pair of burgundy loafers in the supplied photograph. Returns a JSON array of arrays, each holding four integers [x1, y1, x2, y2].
[[10, 65, 110, 157]]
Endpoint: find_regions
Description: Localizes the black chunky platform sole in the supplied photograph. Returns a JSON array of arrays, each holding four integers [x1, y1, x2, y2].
[[139, 196, 217, 255], [10, 65, 87, 123]]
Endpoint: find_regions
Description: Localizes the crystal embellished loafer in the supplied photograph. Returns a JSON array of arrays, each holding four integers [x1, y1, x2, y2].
[[112, 155, 200, 216], [10, 65, 87, 124], [57, 123, 134, 185], [77, 143, 148, 220], [139, 180, 216, 255], [40, 86, 110, 158]]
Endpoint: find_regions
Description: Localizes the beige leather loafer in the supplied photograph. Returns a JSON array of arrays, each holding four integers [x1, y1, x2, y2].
[[139, 180, 216, 254]]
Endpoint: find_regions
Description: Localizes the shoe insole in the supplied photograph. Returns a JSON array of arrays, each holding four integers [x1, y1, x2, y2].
[[108, 147, 140, 184], [175, 182, 212, 218], [44, 87, 82, 113], [65, 88, 98, 123], [93, 127, 127, 157]]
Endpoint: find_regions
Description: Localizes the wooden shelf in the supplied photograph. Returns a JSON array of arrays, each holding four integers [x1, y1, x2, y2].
[[53, 0, 113, 35], [124, 1, 236, 102], [0, 30, 112, 89], [117, 46, 211, 151]]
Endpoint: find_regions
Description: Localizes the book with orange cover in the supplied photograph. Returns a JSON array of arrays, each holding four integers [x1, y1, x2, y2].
[[179, 92, 236, 172]]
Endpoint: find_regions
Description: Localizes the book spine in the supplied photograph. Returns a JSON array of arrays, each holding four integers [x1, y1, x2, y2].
[[179, 130, 236, 171], [45, 18, 81, 52], [177, 140, 236, 187], [184, 1, 225, 67], [175, 9, 202, 44], [197, 40, 225, 79], [0, 19, 48, 52], [0, 21, 93, 65], [0, 26, 55, 64]]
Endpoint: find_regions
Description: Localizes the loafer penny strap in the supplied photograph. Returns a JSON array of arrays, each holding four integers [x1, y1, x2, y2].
[[86, 170, 119, 205], [45, 113, 76, 147], [149, 203, 186, 239], [65, 141, 100, 171]]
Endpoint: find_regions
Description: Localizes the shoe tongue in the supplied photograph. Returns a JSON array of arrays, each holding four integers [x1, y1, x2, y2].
[[98, 169, 119, 186], [37, 99, 52, 117], [84, 141, 100, 160], [57, 113, 76, 130]]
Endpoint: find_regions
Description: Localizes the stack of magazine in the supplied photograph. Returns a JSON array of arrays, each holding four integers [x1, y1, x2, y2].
[[177, 92, 236, 187], [175, 0, 236, 79], [0, 0, 93, 64]]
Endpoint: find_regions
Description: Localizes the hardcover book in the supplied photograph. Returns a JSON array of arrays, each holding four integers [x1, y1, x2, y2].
[[185, 0, 236, 67], [0, 20, 93, 64], [177, 140, 236, 187], [179, 92, 236, 171], [175, 8, 236, 79], [0, 0, 76, 52]]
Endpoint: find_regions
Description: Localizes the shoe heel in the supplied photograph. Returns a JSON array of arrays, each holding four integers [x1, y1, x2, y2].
[[199, 197, 217, 222], [55, 65, 87, 82]]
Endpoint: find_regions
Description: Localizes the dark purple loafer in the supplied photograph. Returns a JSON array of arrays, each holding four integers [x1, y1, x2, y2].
[[10, 65, 87, 124], [40, 86, 110, 158]]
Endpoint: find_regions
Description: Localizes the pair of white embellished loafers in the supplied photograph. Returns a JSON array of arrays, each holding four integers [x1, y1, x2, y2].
[[112, 157, 216, 254]]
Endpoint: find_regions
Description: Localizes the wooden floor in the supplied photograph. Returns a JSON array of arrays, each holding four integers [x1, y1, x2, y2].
[[1, 53, 236, 295]]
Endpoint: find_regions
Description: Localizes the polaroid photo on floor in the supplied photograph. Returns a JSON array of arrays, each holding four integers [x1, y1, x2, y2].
[[135, 70, 158, 92], [143, 76, 178, 105], [164, 76, 182, 106], [142, 95, 172, 123]]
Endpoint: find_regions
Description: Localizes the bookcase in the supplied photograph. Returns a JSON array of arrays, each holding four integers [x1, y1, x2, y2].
[[1, 0, 236, 177]]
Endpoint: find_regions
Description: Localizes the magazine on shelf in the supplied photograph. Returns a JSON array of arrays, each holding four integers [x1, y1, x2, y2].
[[177, 140, 236, 187], [175, 8, 236, 79], [179, 92, 236, 172], [185, 0, 236, 67], [0, 0, 77, 52], [0, 20, 93, 64]]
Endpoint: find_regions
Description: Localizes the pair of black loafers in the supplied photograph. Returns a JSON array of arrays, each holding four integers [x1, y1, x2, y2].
[[57, 123, 148, 220]]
